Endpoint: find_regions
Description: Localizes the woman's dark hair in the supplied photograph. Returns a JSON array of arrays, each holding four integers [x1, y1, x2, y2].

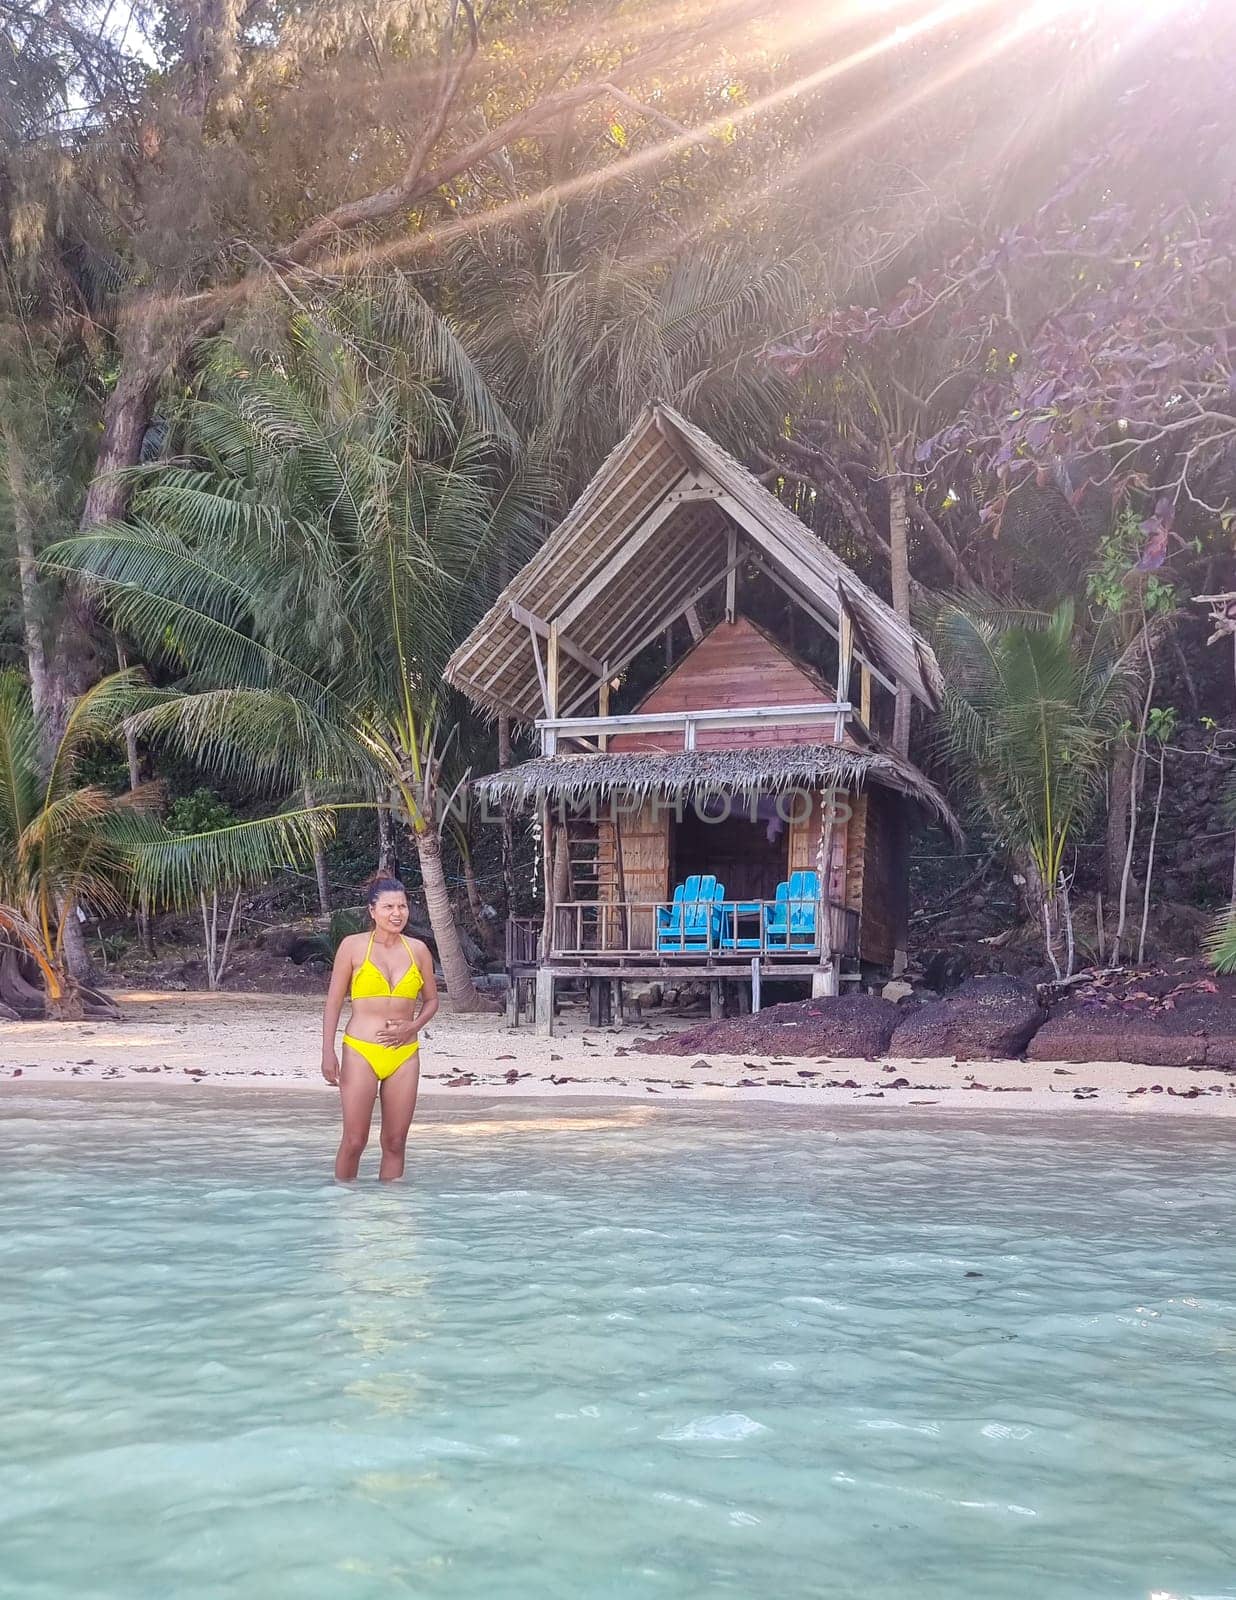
[[365, 877, 408, 906]]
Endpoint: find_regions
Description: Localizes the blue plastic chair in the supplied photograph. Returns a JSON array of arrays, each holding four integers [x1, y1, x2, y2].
[[656, 875, 724, 951], [764, 871, 821, 951]]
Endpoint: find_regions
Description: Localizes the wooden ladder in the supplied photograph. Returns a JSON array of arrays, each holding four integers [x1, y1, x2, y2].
[[566, 811, 627, 946]]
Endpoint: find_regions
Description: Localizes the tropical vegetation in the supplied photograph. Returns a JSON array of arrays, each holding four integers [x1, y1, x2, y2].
[[2, 0, 1236, 1008]]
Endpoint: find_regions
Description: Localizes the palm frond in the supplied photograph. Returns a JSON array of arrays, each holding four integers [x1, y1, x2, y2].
[[115, 805, 338, 907]]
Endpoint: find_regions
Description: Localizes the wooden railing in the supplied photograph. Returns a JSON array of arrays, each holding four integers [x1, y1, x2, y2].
[[548, 899, 860, 960], [505, 916, 539, 971], [536, 701, 851, 755]]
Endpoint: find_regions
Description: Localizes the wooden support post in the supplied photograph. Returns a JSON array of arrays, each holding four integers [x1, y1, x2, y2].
[[535, 968, 555, 1036], [505, 981, 518, 1027], [613, 980, 625, 1025], [724, 526, 738, 622], [811, 963, 839, 999], [588, 978, 602, 1028], [546, 620, 561, 718], [835, 604, 854, 744], [860, 664, 872, 728], [598, 676, 610, 753], [814, 785, 839, 1000], [539, 801, 553, 958], [709, 980, 724, 1020], [751, 957, 762, 1013]]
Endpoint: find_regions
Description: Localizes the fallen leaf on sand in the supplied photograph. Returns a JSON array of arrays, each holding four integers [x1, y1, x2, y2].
[[445, 1075, 474, 1087], [495, 1053, 516, 1061]]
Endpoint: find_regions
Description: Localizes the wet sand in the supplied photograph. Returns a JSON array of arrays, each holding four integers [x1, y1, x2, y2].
[[1, 991, 1235, 1117]]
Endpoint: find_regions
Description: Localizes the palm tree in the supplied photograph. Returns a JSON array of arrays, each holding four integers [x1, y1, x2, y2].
[[47, 305, 547, 1009], [933, 599, 1143, 979], [0, 668, 326, 1017], [445, 225, 808, 502]]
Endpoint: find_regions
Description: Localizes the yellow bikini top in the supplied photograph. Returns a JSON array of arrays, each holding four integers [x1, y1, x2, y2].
[[350, 932, 424, 1001]]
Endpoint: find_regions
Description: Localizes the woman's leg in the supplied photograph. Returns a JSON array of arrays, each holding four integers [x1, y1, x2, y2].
[[336, 1053, 379, 1180], [377, 1059, 421, 1181]]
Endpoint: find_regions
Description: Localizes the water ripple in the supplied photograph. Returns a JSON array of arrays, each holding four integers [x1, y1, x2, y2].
[[2, 1087, 1236, 1598]]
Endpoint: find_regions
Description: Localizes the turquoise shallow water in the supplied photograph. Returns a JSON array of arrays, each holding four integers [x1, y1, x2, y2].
[[2, 1088, 1235, 1600]]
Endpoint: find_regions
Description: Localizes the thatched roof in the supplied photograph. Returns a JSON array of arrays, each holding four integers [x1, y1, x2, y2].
[[475, 744, 962, 841], [445, 403, 944, 724]]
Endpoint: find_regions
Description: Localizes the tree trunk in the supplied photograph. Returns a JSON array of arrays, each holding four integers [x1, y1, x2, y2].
[[1112, 636, 1155, 964], [411, 822, 484, 1010], [462, 847, 486, 932], [1105, 741, 1134, 902], [2, 433, 51, 724], [304, 785, 331, 914], [79, 323, 163, 530], [1138, 746, 1167, 964], [377, 790, 397, 878], [115, 638, 155, 953], [60, 902, 93, 984], [889, 479, 912, 757]]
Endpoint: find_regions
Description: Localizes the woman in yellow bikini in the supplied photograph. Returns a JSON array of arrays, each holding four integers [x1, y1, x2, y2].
[[321, 879, 439, 1181]]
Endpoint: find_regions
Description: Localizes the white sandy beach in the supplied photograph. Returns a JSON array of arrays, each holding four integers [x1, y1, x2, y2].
[[1, 990, 1234, 1116]]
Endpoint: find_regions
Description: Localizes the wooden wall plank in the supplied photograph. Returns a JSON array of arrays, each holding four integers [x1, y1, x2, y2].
[[607, 617, 860, 753]]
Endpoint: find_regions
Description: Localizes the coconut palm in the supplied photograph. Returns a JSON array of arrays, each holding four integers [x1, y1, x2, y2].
[[445, 225, 808, 502], [933, 599, 1143, 979], [0, 668, 327, 1016], [47, 305, 547, 1009]]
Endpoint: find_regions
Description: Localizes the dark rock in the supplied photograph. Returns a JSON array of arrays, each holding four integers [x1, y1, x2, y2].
[[638, 994, 902, 1059], [1029, 961, 1236, 1068], [921, 949, 971, 992], [1029, 1015, 1204, 1068], [889, 975, 1047, 1061]]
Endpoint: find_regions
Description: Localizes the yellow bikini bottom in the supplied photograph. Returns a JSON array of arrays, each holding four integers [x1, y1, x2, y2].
[[342, 1034, 420, 1081]]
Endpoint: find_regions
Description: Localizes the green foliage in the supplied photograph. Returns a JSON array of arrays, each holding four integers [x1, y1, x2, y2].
[[43, 296, 548, 999], [168, 788, 236, 836], [934, 599, 1144, 893], [1086, 508, 1176, 621], [0, 668, 326, 994]]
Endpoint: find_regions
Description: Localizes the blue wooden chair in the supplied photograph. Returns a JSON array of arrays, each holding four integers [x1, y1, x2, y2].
[[656, 875, 724, 951], [764, 871, 821, 951]]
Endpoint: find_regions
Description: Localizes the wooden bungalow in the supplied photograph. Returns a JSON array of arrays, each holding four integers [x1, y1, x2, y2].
[[445, 404, 958, 1033]]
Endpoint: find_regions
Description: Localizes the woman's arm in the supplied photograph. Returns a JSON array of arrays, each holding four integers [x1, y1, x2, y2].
[[377, 941, 440, 1044], [410, 942, 439, 1032], [321, 939, 354, 1083]]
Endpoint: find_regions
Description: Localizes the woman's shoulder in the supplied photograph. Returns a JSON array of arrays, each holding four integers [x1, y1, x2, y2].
[[337, 932, 367, 959], [406, 936, 434, 965]]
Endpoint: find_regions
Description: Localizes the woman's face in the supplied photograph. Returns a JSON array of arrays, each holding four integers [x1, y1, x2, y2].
[[370, 892, 409, 934]]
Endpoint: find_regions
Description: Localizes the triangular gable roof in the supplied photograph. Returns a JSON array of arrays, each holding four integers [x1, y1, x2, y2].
[[444, 403, 943, 723], [608, 614, 864, 754]]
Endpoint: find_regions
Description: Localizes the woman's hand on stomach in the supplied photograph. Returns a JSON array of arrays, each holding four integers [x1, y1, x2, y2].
[[347, 999, 420, 1047]]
